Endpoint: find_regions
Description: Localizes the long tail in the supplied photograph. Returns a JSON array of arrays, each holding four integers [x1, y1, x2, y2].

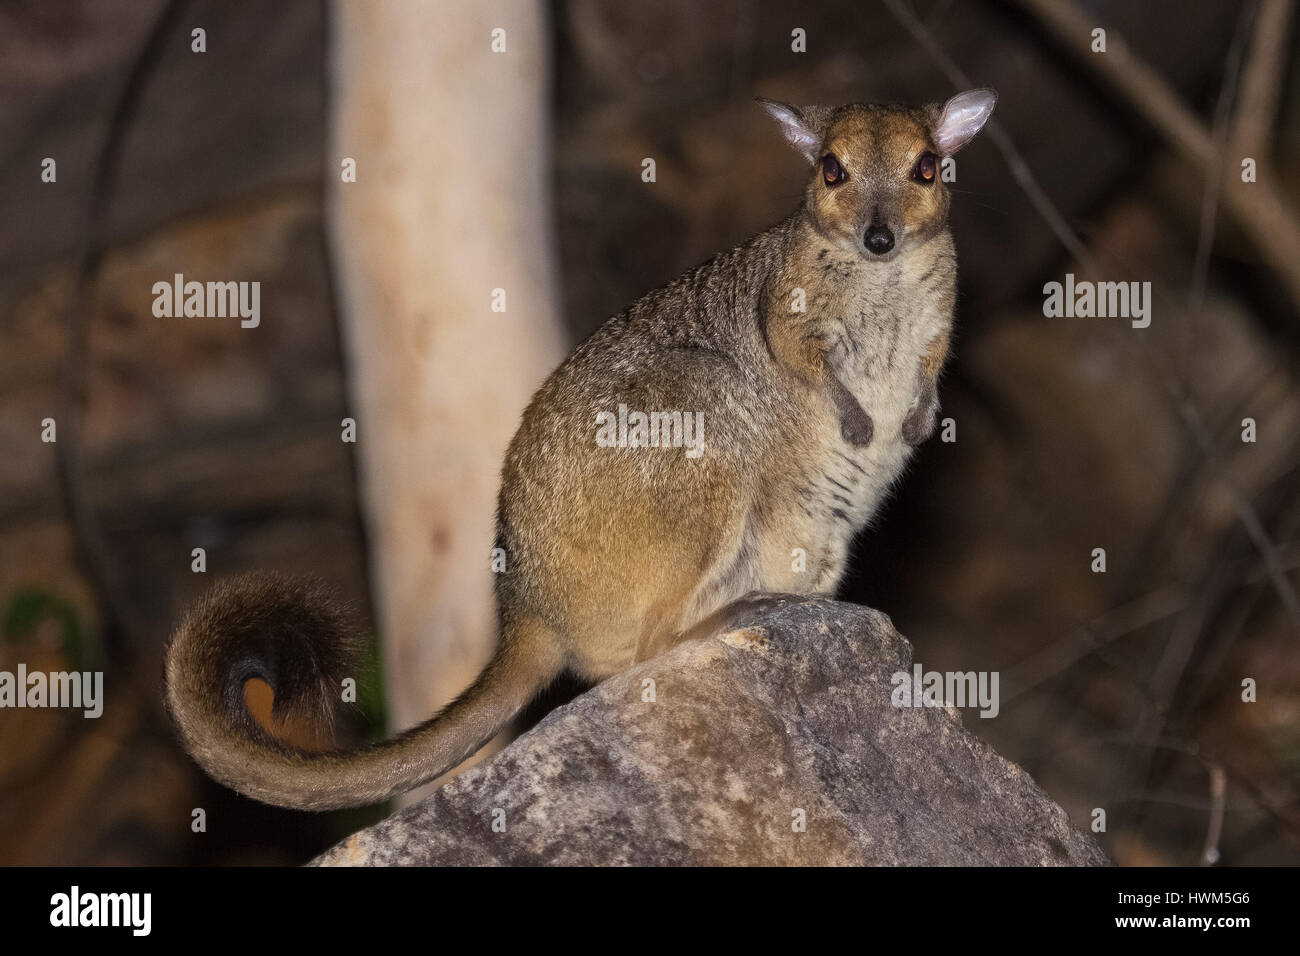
[[164, 573, 562, 811]]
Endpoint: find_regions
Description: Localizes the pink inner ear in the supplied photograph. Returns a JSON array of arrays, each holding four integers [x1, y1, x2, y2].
[[780, 119, 820, 157], [934, 91, 996, 154], [761, 101, 821, 163]]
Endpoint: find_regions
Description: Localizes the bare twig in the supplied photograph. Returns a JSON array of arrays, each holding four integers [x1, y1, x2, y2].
[[1202, 763, 1227, 865], [1229, 0, 1294, 163], [1189, 6, 1249, 314]]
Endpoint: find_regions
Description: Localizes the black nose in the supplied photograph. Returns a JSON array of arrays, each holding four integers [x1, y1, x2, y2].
[[865, 225, 894, 255]]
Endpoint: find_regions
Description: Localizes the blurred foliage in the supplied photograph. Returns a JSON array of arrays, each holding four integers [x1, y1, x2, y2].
[[2, 587, 94, 670], [355, 632, 388, 737]]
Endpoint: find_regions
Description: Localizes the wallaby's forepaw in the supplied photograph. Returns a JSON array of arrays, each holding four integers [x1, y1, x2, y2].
[[839, 405, 875, 446], [824, 369, 873, 446], [901, 383, 939, 446]]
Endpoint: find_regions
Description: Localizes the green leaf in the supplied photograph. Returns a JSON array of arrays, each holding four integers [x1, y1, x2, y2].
[[2, 587, 92, 669]]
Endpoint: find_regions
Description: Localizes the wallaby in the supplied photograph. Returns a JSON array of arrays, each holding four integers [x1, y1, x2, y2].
[[165, 89, 997, 810]]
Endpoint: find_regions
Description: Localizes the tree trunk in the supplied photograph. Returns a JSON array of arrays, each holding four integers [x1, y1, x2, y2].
[[326, 0, 565, 801]]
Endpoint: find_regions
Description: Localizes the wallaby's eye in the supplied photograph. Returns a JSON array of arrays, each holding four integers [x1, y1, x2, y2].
[[821, 154, 846, 187], [912, 151, 938, 184]]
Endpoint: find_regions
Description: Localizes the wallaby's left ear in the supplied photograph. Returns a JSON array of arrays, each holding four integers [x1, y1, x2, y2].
[[931, 89, 997, 155]]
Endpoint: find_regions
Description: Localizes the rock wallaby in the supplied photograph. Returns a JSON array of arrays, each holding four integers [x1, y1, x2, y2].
[[166, 89, 997, 810]]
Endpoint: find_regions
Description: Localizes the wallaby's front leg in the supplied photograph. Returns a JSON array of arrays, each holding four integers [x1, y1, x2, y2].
[[901, 330, 949, 446], [768, 317, 874, 447], [826, 372, 874, 446]]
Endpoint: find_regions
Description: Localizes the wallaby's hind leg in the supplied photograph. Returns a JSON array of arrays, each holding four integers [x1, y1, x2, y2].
[[673, 591, 810, 647], [626, 506, 762, 666]]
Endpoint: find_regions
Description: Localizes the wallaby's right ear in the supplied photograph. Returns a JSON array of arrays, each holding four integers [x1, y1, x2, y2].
[[757, 99, 830, 164]]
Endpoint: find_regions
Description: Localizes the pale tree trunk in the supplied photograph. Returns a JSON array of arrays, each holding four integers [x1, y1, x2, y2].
[[326, 0, 565, 802]]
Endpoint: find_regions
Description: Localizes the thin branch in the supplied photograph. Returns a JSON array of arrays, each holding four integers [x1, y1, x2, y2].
[[1189, 6, 1249, 313], [1202, 763, 1227, 865], [1228, 0, 1293, 163]]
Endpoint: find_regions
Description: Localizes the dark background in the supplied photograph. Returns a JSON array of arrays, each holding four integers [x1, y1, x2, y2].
[[1, 0, 1297, 865]]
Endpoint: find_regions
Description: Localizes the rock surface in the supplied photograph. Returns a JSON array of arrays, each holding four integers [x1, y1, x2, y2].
[[314, 598, 1109, 866]]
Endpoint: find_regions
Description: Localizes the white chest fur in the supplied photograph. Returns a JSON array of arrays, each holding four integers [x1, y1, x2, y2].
[[813, 241, 955, 522]]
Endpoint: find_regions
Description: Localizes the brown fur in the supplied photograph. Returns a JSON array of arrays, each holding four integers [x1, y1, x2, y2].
[[165, 91, 995, 811]]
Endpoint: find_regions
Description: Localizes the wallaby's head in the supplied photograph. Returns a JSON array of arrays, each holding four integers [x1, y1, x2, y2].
[[760, 90, 996, 260]]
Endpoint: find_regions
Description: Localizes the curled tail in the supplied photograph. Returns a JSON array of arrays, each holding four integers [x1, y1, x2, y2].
[[164, 573, 562, 811]]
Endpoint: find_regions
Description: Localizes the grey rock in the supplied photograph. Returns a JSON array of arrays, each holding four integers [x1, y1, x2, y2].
[[313, 597, 1109, 866]]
